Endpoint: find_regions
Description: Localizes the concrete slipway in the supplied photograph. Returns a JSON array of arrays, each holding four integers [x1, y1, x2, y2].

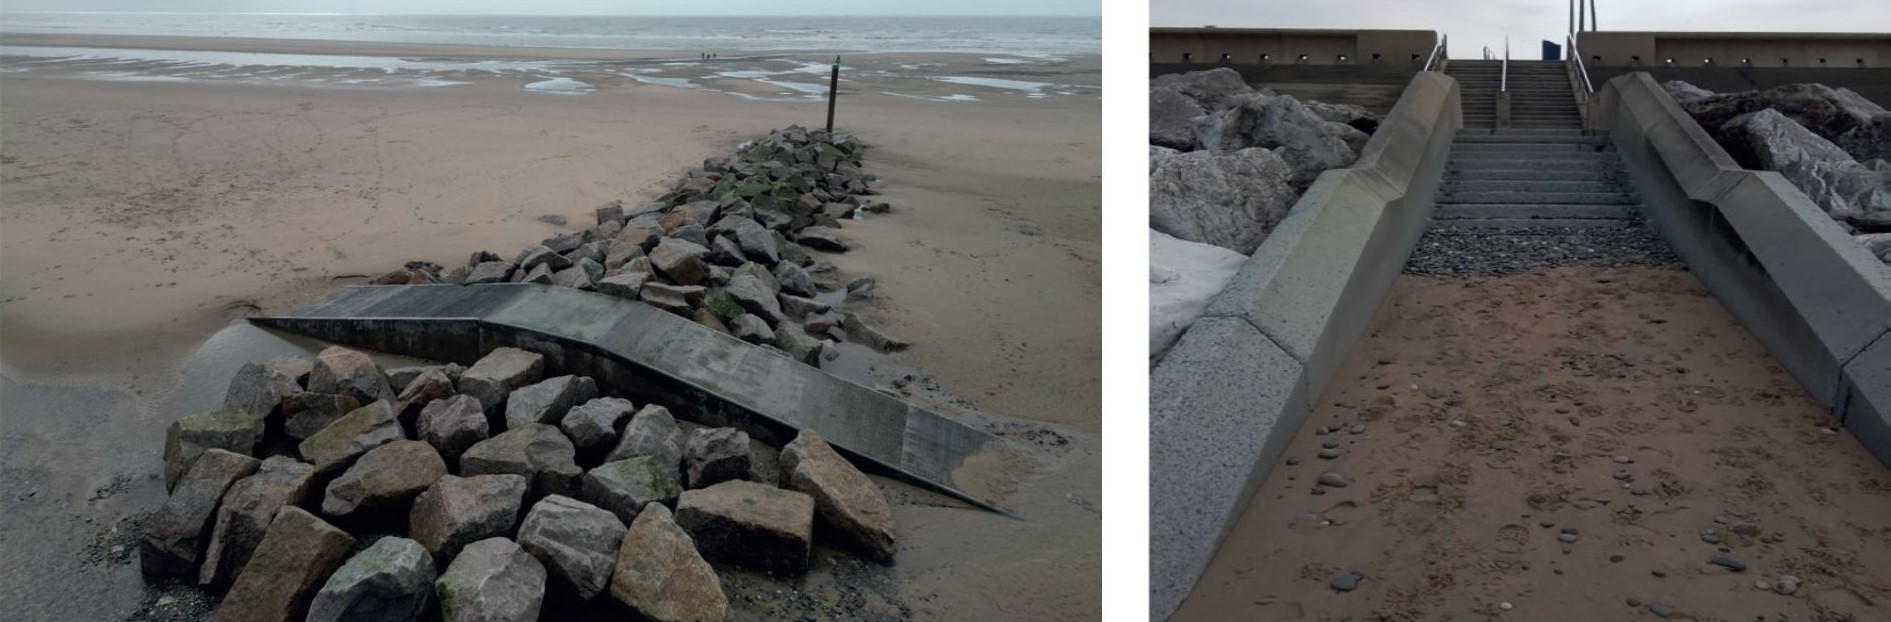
[[1147, 68, 1891, 620]]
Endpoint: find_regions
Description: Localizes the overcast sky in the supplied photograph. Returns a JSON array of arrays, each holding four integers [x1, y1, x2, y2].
[[1152, 0, 1891, 58], [2, 0, 1099, 16]]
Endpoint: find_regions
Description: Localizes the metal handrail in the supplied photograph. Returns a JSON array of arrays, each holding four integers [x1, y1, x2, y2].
[[1567, 33, 1595, 93], [1482, 46, 1494, 61], [1500, 36, 1510, 92], [1424, 33, 1448, 71]]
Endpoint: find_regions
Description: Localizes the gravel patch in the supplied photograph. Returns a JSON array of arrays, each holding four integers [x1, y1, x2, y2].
[[1405, 224, 1680, 277]]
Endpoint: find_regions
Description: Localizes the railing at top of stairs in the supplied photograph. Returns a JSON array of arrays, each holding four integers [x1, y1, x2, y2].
[[1566, 32, 1597, 130], [1425, 33, 1448, 72]]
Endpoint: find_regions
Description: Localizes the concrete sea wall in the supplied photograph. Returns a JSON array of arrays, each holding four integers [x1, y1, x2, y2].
[[1590, 72, 1891, 468], [1147, 71, 1460, 620]]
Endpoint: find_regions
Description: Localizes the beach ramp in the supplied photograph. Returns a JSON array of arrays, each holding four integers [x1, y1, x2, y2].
[[252, 283, 1009, 513]]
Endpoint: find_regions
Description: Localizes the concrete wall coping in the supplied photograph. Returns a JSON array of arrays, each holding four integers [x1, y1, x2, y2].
[[1592, 71, 1891, 467], [1149, 71, 1460, 621], [1151, 27, 1436, 37], [1587, 31, 1891, 42]]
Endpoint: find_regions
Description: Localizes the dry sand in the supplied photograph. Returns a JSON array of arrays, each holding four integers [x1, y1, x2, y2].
[[0, 37, 1098, 621], [1176, 267, 1891, 622]]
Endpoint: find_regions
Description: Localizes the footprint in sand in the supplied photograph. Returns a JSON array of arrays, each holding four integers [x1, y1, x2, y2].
[[1494, 523, 1530, 554]]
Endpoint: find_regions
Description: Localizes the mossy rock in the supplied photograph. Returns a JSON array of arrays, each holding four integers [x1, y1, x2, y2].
[[704, 292, 745, 321]]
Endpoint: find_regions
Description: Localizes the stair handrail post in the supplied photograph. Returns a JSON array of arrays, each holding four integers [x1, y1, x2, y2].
[[1567, 34, 1595, 94], [1501, 35, 1509, 93], [1424, 33, 1448, 71]]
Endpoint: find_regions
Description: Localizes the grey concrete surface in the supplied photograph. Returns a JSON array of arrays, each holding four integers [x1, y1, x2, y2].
[[1148, 317, 1307, 622], [1148, 71, 1460, 621], [253, 283, 1009, 513], [1593, 71, 1891, 464], [1843, 333, 1891, 467]]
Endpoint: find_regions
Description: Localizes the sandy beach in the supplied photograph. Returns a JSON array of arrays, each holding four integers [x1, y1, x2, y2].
[[0, 34, 1099, 621], [1176, 267, 1891, 621]]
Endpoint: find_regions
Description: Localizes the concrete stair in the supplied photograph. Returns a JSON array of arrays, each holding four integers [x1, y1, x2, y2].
[[1445, 59, 1583, 129], [1433, 129, 1641, 229]]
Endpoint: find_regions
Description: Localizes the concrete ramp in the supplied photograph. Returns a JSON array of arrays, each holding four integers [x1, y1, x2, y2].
[[253, 283, 1010, 513]]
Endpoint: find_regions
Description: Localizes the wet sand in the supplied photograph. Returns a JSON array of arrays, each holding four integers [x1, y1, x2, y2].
[[1176, 267, 1891, 621], [0, 37, 1098, 621]]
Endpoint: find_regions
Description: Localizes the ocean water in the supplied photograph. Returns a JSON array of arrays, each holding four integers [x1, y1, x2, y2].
[[0, 13, 1100, 57]]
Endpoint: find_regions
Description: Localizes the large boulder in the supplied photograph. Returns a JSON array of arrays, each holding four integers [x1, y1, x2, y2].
[[308, 346, 394, 406], [606, 405, 684, 474], [1304, 99, 1381, 134], [199, 456, 316, 588], [222, 361, 300, 443], [307, 536, 436, 622], [410, 474, 529, 564], [435, 538, 546, 622], [457, 347, 546, 415], [503, 375, 598, 430], [1151, 84, 1206, 150], [561, 397, 637, 453], [595, 271, 650, 300], [1151, 144, 1178, 174], [1149, 147, 1299, 254], [298, 400, 404, 476], [464, 261, 514, 285], [684, 427, 751, 489], [779, 431, 897, 561], [841, 313, 910, 352], [796, 226, 849, 252], [773, 322, 823, 365], [163, 408, 257, 491], [216, 507, 356, 622], [1327, 122, 1371, 154], [729, 314, 776, 345], [1196, 92, 1357, 189], [610, 504, 729, 622], [1661, 80, 1717, 105], [1858, 232, 1891, 264], [517, 495, 628, 602], [461, 423, 583, 501], [282, 392, 363, 440], [640, 282, 704, 315], [582, 456, 684, 526], [675, 480, 815, 575], [725, 272, 786, 326], [726, 216, 782, 264], [649, 238, 712, 285], [1720, 109, 1891, 230], [1150, 67, 1253, 112], [141, 449, 260, 578], [1681, 82, 1887, 148], [393, 368, 455, 423], [321, 440, 448, 521], [416, 394, 490, 464], [1837, 112, 1891, 162], [772, 261, 816, 297]]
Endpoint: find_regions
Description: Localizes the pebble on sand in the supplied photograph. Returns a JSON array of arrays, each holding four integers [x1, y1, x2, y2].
[[1710, 552, 1747, 572], [1316, 473, 1349, 488], [1329, 570, 1363, 592]]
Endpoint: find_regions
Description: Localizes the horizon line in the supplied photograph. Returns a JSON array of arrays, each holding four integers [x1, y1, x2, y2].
[[0, 11, 1101, 18]]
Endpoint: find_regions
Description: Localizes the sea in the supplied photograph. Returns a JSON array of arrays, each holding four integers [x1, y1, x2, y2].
[[0, 12, 1100, 57], [0, 12, 1099, 100]]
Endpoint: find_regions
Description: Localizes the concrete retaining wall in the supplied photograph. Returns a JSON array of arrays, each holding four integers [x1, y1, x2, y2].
[[1591, 72, 1891, 468], [1578, 31, 1891, 68], [1152, 27, 1437, 66], [1148, 71, 1460, 621]]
